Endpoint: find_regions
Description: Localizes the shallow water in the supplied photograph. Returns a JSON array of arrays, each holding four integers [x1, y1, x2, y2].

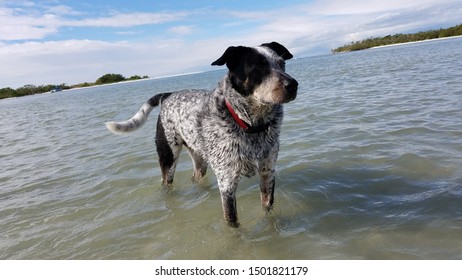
[[1, 38, 462, 259]]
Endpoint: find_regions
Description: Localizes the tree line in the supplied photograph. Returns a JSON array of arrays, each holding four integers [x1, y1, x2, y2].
[[332, 23, 462, 53], [0, 73, 149, 99]]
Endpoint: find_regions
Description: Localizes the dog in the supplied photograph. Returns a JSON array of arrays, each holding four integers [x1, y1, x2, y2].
[[106, 42, 298, 227]]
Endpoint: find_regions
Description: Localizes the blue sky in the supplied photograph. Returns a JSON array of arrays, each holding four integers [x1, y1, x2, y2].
[[1, 0, 461, 88]]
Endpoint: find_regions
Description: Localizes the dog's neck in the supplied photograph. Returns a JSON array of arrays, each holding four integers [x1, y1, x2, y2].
[[219, 76, 280, 129]]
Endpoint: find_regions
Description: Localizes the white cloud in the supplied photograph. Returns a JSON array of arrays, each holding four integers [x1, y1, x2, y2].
[[0, 40, 127, 86], [0, 7, 61, 40], [168, 25, 195, 36], [0, 39, 126, 56], [0, 5, 188, 41], [46, 4, 82, 16], [64, 12, 188, 28], [308, 0, 452, 15]]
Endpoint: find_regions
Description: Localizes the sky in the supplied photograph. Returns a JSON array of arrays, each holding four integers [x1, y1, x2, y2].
[[1, 0, 461, 88]]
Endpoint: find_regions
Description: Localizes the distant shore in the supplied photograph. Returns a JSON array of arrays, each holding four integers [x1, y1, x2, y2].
[[0, 73, 149, 100], [63, 71, 206, 92], [332, 23, 462, 53], [0, 71, 210, 100]]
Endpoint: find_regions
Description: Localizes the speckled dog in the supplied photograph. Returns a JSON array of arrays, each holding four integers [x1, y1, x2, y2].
[[106, 42, 298, 227]]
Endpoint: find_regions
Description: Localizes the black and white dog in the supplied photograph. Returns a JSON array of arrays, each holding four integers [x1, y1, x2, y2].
[[106, 42, 298, 227]]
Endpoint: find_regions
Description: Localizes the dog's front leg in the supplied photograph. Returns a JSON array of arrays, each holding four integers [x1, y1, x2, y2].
[[217, 178, 239, 227], [259, 148, 279, 212], [259, 168, 276, 212]]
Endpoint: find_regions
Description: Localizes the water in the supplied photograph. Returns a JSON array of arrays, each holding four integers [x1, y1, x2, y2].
[[1, 38, 462, 260]]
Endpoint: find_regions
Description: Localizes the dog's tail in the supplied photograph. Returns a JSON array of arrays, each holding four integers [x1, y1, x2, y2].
[[105, 92, 172, 134]]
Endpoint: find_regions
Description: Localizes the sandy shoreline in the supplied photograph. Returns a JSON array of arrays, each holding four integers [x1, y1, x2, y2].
[[370, 35, 462, 50]]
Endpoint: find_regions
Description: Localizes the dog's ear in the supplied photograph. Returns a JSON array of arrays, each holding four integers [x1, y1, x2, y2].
[[211, 46, 251, 70], [261, 42, 293, 60]]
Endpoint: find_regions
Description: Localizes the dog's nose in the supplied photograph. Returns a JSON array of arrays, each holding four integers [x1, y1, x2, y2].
[[284, 78, 298, 92]]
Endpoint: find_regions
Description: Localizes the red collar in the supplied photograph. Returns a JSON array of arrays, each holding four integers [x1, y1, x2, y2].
[[225, 99, 270, 134], [225, 99, 250, 130]]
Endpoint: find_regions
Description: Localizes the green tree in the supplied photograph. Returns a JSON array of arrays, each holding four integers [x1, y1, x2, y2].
[[95, 73, 126, 84], [0, 87, 16, 99], [128, 75, 142, 80]]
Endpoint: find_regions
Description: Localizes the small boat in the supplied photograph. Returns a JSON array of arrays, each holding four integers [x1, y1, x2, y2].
[[50, 86, 62, 93]]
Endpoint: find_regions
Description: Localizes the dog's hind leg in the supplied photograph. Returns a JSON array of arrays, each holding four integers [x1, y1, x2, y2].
[[155, 117, 182, 186], [185, 146, 207, 182]]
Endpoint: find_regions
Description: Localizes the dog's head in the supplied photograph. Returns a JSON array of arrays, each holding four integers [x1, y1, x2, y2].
[[212, 42, 298, 105]]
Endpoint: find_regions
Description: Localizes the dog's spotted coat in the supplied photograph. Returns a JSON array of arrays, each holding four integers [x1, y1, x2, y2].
[[106, 42, 298, 227]]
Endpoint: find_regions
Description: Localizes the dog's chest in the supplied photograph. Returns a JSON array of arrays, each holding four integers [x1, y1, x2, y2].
[[204, 127, 279, 177]]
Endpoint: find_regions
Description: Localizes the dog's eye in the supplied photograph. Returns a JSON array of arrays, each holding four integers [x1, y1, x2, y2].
[[255, 63, 266, 70]]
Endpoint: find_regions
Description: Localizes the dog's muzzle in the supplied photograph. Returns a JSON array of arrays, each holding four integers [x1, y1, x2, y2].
[[282, 77, 298, 103]]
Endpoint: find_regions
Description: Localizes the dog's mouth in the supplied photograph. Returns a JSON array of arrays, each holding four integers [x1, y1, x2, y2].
[[282, 91, 297, 103]]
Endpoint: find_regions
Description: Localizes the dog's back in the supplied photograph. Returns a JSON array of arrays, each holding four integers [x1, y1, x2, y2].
[[157, 89, 210, 154]]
